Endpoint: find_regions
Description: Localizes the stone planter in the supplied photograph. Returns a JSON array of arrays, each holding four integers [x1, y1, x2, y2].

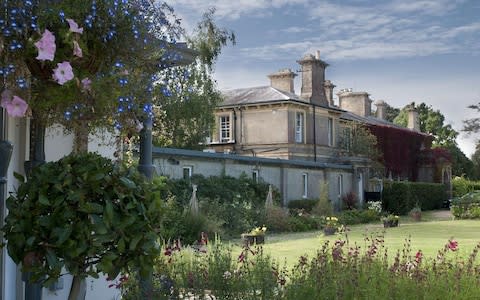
[[383, 220, 399, 228], [241, 234, 265, 245], [323, 227, 337, 236]]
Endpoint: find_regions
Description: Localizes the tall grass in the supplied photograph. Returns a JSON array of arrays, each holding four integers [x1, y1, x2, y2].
[[120, 233, 480, 299]]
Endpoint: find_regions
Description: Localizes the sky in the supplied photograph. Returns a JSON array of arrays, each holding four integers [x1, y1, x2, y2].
[[169, 0, 480, 157]]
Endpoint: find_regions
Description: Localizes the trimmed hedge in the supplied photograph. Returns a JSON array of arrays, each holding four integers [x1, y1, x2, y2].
[[287, 199, 319, 212], [382, 181, 447, 215]]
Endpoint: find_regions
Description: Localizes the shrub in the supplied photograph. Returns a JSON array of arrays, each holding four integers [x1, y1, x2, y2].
[[287, 213, 322, 232], [264, 206, 291, 232], [312, 182, 333, 216], [337, 209, 379, 225], [452, 176, 480, 197], [287, 199, 318, 212], [382, 181, 447, 214], [450, 191, 480, 219], [342, 192, 358, 210]]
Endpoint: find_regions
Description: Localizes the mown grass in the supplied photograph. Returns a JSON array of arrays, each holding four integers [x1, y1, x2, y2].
[[234, 210, 480, 267]]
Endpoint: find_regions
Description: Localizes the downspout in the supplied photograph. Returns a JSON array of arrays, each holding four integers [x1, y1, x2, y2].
[[312, 104, 317, 162], [233, 108, 237, 147]]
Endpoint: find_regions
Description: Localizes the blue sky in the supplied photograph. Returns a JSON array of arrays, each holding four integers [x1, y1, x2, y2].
[[169, 0, 480, 157]]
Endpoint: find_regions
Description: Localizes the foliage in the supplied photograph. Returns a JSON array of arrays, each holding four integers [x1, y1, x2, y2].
[[264, 206, 291, 232], [338, 122, 382, 161], [450, 192, 480, 219], [382, 181, 447, 214], [159, 174, 280, 237], [1, 0, 182, 135], [341, 191, 358, 210], [121, 236, 480, 300], [337, 209, 380, 225], [287, 199, 318, 212], [394, 102, 458, 147], [152, 8, 235, 149], [247, 226, 267, 236], [311, 182, 333, 216], [444, 144, 476, 178], [287, 211, 323, 232], [384, 102, 400, 122], [1, 153, 162, 285], [452, 176, 480, 197]]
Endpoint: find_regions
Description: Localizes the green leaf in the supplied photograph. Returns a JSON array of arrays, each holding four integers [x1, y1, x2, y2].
[[38, 194, 49, 205], [129, 235, 142, 251], [13, 172, 25, 183], [104, 200, 114, 224], [118, 238, 126, 252], [120, 177, 136, 189]]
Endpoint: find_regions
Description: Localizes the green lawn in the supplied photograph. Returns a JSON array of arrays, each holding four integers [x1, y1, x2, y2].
[[233, 211, 480, 267]]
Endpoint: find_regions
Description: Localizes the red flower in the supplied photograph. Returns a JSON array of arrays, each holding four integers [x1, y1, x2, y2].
[[415, 250, 423, 264], [447, 239, 458, 252]]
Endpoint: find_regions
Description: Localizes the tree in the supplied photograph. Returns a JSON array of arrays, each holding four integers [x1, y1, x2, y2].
[[394, 102, 458, 147], [2, 154, 162, 300], [384, 103, 400, 123], [152, 8, 235, 149]]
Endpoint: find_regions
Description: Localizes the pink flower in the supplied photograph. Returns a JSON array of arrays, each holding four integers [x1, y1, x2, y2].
[[53, 61, 74, 85], [415, 250, 423, 264], [66, 18, 83, 34], [1, 95, 28, 118], [34, 29, 56, 61], [81, 77, 92, 91], [73, 41, 83, 57], [447, 239, 458, 252]]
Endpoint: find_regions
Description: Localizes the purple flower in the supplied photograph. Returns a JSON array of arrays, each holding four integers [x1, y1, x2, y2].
[[81, 77, 92, 91], [1, 95, 28, 118], [34, 29, 56, 61], [1, 90, 13, 108], [73, 41, 83, 57], [66, 18, 84, 34], [53, 61, 74, 85]]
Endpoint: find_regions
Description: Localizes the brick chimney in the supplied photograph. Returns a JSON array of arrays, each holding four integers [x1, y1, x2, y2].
[[268, 68, 296, 93], [407, 104, 420, 131], [374, 100, 386, 120], [297, 50, 329, 106], [323, 80, 336, 106], [337, 89, 372, 117]]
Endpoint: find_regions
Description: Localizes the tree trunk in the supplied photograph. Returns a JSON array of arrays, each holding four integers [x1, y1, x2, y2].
[[68, 276, 87, 300], [73, 124, 89, 154]]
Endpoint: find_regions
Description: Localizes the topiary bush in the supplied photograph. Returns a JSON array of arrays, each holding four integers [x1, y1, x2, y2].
[[1, 153, 162, 289]]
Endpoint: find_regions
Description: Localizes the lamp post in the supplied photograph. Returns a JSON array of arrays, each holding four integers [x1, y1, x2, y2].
[[137, 43, 197, 181]]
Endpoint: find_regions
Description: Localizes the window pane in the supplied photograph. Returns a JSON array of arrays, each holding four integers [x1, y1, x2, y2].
[[220, 116, 230, 142], [295, 112, 304, 143]]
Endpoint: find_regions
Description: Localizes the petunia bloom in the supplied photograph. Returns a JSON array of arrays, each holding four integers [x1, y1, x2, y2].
[[81, 77, 92, 91], [66, 18, 83, 34], [34, 29, 56, 61], [73, 41, 83, 57], [53, 61, 74, 85], [3, 95, 28, 117]]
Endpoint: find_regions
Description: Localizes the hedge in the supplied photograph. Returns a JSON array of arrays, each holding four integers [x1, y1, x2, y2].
[[382, 181, 447, 215], [450, 192, 480, 219], [287, 199, 318, 212]]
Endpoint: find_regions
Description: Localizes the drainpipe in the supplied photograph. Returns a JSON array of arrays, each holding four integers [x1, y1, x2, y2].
[[312, 104, 317, 162]]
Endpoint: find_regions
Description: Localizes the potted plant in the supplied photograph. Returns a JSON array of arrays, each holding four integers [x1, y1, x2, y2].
[[323, 216, 339, 235], [410, 205, 422, 221], [381, 214, 399, 228], [241, 226, 267, 245]]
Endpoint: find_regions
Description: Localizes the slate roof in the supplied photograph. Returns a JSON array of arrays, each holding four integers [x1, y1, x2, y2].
[[340, 111, 430, 137], [219, 86, 344, 112]]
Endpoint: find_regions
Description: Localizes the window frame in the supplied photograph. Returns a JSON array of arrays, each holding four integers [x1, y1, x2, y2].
[[302, 173, 308, 198], [219, 114, 232, 143], [183, 166, 193, 180], [328, 117, 334, 147], [252, 170, 259, 183], [295, 111, 305, 143]]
